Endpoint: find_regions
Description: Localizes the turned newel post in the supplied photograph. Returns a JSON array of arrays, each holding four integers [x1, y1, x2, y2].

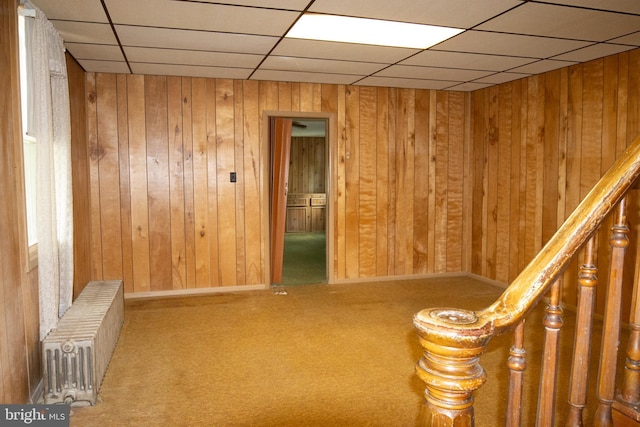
[[414, 308, 494, 427]]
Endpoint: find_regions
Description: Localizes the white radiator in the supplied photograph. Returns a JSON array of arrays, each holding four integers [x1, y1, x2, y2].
[[42, 280, 124, 406]]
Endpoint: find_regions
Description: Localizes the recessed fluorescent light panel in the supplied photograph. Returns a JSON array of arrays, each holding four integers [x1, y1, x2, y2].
[[286, 14, 464, 49]]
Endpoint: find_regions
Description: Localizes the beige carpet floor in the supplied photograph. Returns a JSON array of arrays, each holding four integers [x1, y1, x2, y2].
[[68, 276, 628, 426]]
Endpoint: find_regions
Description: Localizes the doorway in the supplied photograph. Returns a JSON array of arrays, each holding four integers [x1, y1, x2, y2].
[[269, 116, 330, 286]]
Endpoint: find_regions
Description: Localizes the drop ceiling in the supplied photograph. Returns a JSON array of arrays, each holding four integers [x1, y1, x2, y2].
[[29, 0, 640, 91]]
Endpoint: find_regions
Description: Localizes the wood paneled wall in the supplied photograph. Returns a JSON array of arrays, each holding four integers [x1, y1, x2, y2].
[[288, 136, 325, 194], [67, 54, 92, 298], [0, 0, 39, 402], [470, 50, 640, 316], [85, 76, 468, 293]]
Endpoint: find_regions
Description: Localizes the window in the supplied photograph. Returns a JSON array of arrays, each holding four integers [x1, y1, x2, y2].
[[18, 9, 38, 269]]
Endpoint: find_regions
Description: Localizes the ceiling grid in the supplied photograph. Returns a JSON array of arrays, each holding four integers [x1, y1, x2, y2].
[[30, 0, 640, 91]]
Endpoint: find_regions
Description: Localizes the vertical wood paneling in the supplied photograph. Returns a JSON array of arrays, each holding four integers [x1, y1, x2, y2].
[[616, 52, 628, 155], [145, 76, 172, 291], [471, 91, 485, 275], [83, 49, 640, 301], [259, 81, 278, 283], [358, 87, 377, 277], [628, 50, 640, 147], [414, 90, 430, 274], [116, 74, 134, 293], [182, 77, 196, 288], [278, 82, 292, 111], [344, 86, 360, 278], [86, 73, 103, 280], [191, 78, 210, 287], [509, 79, 523, 282], [234, 80, 246, 285], [376, 87, 389, 277], [395, 89, 409, 274], [96, 73, 123, 280], [496, 84, 512, 282], [216, 79, 237, 286], [288, 137, 326, 194], [67, 54, 91, 297], [168, 77, 186, 289], [486, 87, 498, 279], [447, 92, 464, 273], [127, 75, 151, 292], [387, 88, 397, 274], [468, 50, 640, 319], [400, 89, 416, 274], [542, 70, 560, 246], [243, 80, 261, 284], [206, 80, 219, 286], [335, 85, 346, 279], [435, 92, 449, 273], [524, 77, 539, 264]]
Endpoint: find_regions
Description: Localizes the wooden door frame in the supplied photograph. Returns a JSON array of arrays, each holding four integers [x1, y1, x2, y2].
[[262, 111, 334, 286]]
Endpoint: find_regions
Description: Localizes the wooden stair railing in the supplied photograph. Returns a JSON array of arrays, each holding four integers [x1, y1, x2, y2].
[[414, 135, 640, 427]]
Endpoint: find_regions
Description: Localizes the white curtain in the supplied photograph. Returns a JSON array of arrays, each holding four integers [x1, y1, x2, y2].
[[28, 7, 74, 339]]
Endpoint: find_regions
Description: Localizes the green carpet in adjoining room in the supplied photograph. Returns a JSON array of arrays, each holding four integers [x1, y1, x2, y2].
[[280, 231, 326, 286]]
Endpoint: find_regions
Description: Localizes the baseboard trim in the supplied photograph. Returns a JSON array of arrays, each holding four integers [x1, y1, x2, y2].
[[123, 272, 508, 299], [124, 284, 268, 300], [330, 271, 504, 286]]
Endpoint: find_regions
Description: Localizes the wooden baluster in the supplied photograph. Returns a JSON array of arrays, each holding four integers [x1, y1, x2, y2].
[[566, 237, 598, 427], [617, 203, 640, 407], [414, 308, 493, 427], [594, 197, 629, 426], [506, 321, 526, 427], [536, 278, 564, 427], [620, 290, 640, 405]]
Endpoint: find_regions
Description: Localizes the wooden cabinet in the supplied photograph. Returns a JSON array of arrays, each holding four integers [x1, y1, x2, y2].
[[286, 193, 326, 232]]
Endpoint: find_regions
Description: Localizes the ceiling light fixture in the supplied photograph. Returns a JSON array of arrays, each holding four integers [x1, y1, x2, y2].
[[286, 14, 464, 49]]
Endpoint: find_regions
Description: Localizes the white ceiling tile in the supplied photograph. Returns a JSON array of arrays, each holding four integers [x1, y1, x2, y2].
[[272, 39, 419, 63], [38, 0, 640, 91], [356, 76, 458, 90], [609, 31, 640, 46], [65, 43, 124, 61], [401, 50, 536, 71], [78, 60, 130, 74], [130, 63, 253, 79], [104, 0, 299, 36], [49, 21, 118, 45], [30, 0, 108, 22], [309, 0, 521, 28], [376, 65, 492, 81], [477, 3, 640, 42], [196, 0, 310, 9], [473, 72, 531, 84], [125, 47, 263, 68], [436, 30, 591, 58], [115, 25, 278, 54], [552, 43, 635, 62], [509, 59, 578, 74], [260, 56, 386, 75], [251, 70, 359, 85], [534, 0, 640, 15]]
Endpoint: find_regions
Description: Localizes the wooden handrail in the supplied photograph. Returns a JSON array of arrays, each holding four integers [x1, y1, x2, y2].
[[414, 134, 640, 426]]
